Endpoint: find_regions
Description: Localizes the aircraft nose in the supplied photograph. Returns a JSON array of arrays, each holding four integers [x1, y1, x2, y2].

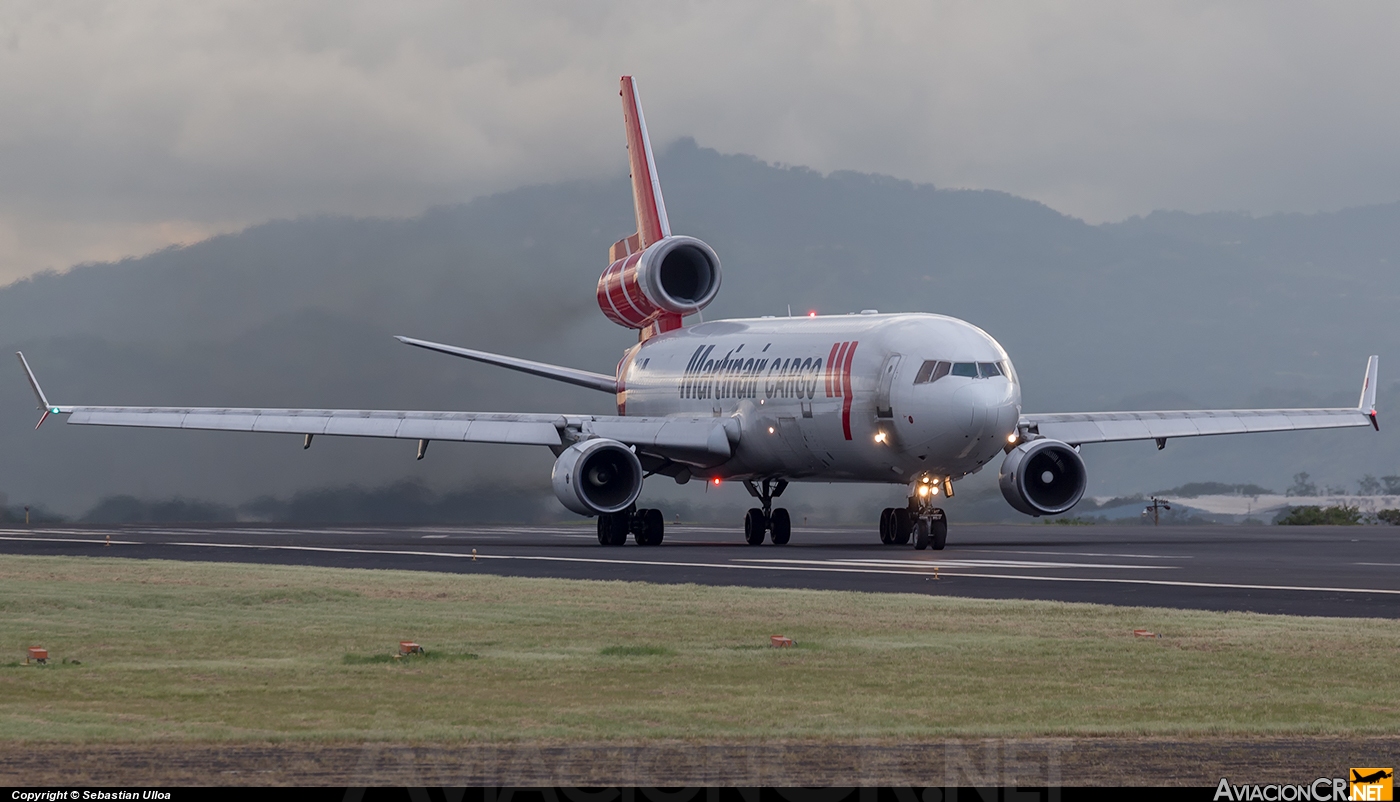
[[952, 381, 1019, 438]]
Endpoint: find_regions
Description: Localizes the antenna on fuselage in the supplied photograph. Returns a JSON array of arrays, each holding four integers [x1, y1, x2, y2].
[[787, 305, 792, 317]]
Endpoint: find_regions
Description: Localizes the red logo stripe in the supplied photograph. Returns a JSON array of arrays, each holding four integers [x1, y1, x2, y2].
[[825, 342, 842, 398], [831, 341, 850, 399], [841, 341, 858, 440]]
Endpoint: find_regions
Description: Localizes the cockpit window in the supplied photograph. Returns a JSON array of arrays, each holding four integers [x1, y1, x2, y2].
[[950, 362, 979, 378], [977, 362, 1002, 378], [913, 360, 950, 384]]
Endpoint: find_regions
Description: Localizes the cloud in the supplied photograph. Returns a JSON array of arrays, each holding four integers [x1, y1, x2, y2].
[[2, 0, 1398, 283]]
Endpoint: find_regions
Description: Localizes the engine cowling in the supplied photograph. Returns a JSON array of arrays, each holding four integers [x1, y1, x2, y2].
[[998, 439, 1088, 516], [597, 235, 722, 329], [551, 439, 644, 516]]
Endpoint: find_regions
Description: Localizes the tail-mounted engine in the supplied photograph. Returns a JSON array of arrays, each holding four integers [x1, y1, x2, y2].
[[551, 438, 644, 516], [998, 439, 1088, 516], [596, 235, 722, 332]]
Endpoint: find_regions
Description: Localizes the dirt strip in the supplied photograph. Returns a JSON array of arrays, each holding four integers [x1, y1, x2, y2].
[[1, 736, 1395, 786]]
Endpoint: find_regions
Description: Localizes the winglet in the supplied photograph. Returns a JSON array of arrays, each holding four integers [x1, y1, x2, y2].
[[1359, 355, 1379, 430], [620, 76, 670, 249], [16, 352, 60, 429]]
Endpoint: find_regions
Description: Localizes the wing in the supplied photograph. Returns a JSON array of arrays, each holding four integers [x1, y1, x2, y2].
[[395, 336, 617, 394], [1021, 356, 1379, 447], [15, 352, 736, 468]]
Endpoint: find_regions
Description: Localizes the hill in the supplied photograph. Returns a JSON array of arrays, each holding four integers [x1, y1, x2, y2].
[[2, 139, 1395, 518]]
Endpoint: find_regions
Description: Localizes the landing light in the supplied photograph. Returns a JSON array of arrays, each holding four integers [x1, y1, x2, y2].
[[917, 485, 929, 497], [768, 426, 776, 434], [1008, 433, 1018, 444], [874, 431, 887, 444]]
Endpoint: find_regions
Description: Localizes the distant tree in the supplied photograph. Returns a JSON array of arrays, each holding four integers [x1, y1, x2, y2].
[[1376, 509, 1400, 526], [1274, 504, 1363, 525], [1382, 476, 1400, 495], [1286, 472, 1318, 497], [1358, 475, 1383, 495]]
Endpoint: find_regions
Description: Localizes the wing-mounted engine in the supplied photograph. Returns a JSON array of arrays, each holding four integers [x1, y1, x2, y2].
[[998, 439, 1088, 516], [596, 235, 722, 332], [551, 438, 644, 516], [597, 75, 723, 339]]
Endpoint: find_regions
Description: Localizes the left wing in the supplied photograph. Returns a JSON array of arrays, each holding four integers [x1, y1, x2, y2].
[[15, 352, 736, 467], [1021, 356, 1378, 447]]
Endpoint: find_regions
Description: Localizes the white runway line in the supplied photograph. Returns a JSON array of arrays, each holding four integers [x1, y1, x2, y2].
[[956, 548, 1188, 560], [737, 557, 1176, 570], [0, 535, 143, 545], [153, 540, 1400, 597]]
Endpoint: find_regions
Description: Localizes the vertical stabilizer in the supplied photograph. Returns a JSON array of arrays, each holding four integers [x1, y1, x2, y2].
[[620, 76, 671, 249]]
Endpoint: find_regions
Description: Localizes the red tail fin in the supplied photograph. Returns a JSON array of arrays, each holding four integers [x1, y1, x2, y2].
[[620, 76, 670, 249]]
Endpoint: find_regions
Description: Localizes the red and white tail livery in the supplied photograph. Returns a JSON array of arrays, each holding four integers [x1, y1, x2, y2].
[[597, 77, 721, 339]]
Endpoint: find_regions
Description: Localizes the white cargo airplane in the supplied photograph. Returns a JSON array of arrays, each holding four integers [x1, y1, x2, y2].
[[16, 77, 1380, 549]]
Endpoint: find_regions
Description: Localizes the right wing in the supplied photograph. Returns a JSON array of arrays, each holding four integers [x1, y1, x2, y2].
[[1021, 356, 1379, 446], [16, 352, 735, 468]]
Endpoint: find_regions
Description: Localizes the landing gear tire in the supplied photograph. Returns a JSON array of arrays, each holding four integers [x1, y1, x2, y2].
[[913, 517, 931, 550], [879, 508, 895, 544], [744, 508, 767, 545], [930, 511, 947, 551], [597, 511, 630, 546], [742, 478, 789, 546], [632, 507, 665, 546], [892, 508, 912, 545], [770, 508, 791, 545]]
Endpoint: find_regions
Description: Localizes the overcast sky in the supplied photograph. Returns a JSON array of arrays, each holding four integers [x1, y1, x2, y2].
[[1, 0, 1397, 284]]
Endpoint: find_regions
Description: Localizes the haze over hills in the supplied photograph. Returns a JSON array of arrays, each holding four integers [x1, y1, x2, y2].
[[1, 139, 1395, 520]]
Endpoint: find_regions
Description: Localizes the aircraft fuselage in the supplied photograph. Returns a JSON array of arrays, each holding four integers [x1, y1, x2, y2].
[[618, 312, 1022, 484]]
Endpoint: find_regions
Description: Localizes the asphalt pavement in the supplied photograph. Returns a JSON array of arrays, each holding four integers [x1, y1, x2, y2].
[[1, 522, 1397, 618]]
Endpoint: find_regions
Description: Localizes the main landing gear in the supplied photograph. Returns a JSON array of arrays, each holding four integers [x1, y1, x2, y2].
[[743, 479, 791, 546], [596, 504, 665, 546], [880, 499, 948, 550]]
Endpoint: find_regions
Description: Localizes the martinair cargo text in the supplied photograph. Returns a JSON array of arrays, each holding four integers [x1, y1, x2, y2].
[[17, 77, 1380, 549]]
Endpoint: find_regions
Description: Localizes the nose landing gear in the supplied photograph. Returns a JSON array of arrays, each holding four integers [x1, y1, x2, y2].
[[743, 479, 791, 545], [878, 507, 912, 544], [880, 495, 947, 550]]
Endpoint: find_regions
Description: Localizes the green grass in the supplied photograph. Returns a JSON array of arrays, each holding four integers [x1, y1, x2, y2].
[[341, 651, 479, 665], [1, 554, 1398, 742], [598, 645, 674, 657]]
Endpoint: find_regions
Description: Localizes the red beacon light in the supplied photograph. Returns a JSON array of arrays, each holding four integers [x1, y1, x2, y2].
[[712, 477, 722, 486], [807, 310, 817, 318]]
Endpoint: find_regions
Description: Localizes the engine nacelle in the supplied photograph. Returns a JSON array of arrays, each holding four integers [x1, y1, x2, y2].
[[597, 235, 722, 329], [999, 439, 1088, 516], [551, 438, 644, 516]]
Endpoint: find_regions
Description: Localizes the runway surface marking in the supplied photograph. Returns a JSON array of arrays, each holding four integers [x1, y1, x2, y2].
[[0, 535, 144, 546], [114, 539, 1400, 597], [736, 557, 1175, 570], [956, 548, 1188, 560]]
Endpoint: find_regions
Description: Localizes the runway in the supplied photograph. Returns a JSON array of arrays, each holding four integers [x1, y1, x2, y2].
[[1, 522, 1397, 618]]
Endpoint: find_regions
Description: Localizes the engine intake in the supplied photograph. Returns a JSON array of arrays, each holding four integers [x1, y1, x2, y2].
[[551, 439, 644, 516], [998, 439, 1088, 516], [597, 235, 722, 329]]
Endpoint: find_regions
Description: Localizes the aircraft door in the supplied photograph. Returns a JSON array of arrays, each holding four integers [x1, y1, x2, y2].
[[874, 354, 902, 420]]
